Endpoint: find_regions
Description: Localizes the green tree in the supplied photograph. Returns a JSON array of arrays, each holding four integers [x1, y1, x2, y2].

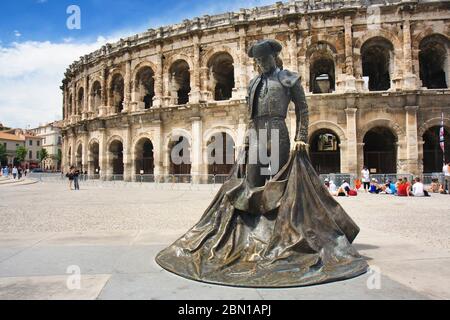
[[39, 148, 49, 163], [0, 144, 7, 166], [15, 146, 28, 164], [56, 149, 62, 170]]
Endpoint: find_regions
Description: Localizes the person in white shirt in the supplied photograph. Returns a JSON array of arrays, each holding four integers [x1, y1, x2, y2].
[[329, 180, 338, 196], [410, 177, 431, 197], [361, 166, 370, 192], [444, 161, 450, 194]]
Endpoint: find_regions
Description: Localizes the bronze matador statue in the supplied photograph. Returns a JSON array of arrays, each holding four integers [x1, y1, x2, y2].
[[156, 39, 368, 287]]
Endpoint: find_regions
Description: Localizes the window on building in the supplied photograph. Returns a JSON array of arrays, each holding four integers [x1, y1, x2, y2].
[[37, 140, 40, 147], [36, 151, 40, 160], [29, 150, 32, 159], [29, 140, 33, 146]]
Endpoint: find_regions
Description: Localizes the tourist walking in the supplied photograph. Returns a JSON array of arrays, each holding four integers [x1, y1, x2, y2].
[[73, 167, 80, 190], [12, 166, 18, 179], [66, 166, 75, 190], [361, 166, 370, 192]]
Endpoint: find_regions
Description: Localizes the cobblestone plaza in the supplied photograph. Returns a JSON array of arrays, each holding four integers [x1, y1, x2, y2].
[[0, 181, 448, 299]]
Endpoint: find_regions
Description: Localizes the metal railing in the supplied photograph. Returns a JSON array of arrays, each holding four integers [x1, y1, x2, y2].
[[28, 172, 446, 190]]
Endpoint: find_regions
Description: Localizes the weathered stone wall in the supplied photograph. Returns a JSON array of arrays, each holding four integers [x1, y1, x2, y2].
[[61, 0, 450, 179]]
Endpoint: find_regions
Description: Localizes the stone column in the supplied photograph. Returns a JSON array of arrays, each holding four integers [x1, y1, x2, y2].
[[82, 76, 89, 119], [345, 107, 358, 175], [402, 17, 418, 90], [122, 124, 132, 181], [151, 120, 163, 179], [191, 117, 203, 183], [237, 27, 248, 99], [72, 83, 77, 117], [82, 132, 89, 173], [124, 58, 132, 112], [70, 134, 77, 168], [99, 128, 108, 179], [405, 105, 420, 175], [99, 67, 109, 117], [190, 36, 201, 103], [153, 45, 164, 107], [342, 15, 358, 93], [288, 26, 298, 73], [63, 87, 68, 120]]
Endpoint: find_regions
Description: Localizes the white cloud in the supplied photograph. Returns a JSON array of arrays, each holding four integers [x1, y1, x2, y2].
[[0, 0, 277, 129], [0, 38, 113, 128], [14, 30, 22, 37]]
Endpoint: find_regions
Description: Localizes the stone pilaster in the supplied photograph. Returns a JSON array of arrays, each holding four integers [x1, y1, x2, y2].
[[288, 25, 298, 73], [152, 120, 163, 177], [82, 76, 89, 120], [72, 83, 77, 116], [404, 105, 420, 175], [122, 124, 132, 181], [189, 35, 202, 103], [191, 117, 203, 183], [98, 128, 108, 179], [345, 107, 358, 174], [340, 15, 358, 93], [123, 58, 132, 112], [402, 17, 418, 90], [81, 131, 89, 173], [153, 44, 164, 107], [237, 26, 248, 99]]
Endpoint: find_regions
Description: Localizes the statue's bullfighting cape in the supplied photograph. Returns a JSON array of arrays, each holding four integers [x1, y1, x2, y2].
[[155, 147, 368, 288]]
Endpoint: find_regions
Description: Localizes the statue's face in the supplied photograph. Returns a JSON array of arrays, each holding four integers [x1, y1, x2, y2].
[[255, 54, 276, 74]]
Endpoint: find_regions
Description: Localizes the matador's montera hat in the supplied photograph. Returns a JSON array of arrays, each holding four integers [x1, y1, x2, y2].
[[248, 39, 282, 58]]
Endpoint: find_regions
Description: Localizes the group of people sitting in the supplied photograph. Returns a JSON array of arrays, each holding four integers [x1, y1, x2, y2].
[[364, 177, 432, 197], [324, 179, 357, 197], [324, 176, 441, 198]]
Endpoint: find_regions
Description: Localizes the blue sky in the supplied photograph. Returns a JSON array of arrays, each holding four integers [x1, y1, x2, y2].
[[0, 0, 273, 45], [0, 0, 274, 128]]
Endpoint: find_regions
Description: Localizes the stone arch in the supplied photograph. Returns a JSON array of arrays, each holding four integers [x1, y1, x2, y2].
[[77, 87, 85, 115], [358, 118, 403, 143], [203, 126, 237, 146], [88, 138, 100, 174], [132, 60, 158, 81], [418, 117, 450, 138], [75, 141, 83, 169], [133, 136, 155, 175], [165, 128, 192, 148], [360, 36, 395, 91], [308, 121, 347, 144], [133, 64, 156, 109], [308, 121, 346, 174], [108, 72, 125, 113], [305, 42, 339, 94], [166, 129, 192, 176], [90, 80, 102, 112], [418, 33, 450, 89], [354, 30, 402, 81], [167, 58, 191, 105], [201, 45, 238, 69], [205, 51, 235, 101], [106, 135, 124, 149], [164, 54, 194, 73], [107, 136, 124, 176]]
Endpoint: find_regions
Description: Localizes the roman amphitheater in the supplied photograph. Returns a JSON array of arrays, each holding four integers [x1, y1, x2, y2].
[[60, 0, 450, 182]]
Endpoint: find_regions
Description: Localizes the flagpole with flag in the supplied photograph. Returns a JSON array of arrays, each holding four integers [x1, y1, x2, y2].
[[440, 112, 445, 165]]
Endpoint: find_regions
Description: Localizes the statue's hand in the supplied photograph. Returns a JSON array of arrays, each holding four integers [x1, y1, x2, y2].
[[294, 140, 309, 151]]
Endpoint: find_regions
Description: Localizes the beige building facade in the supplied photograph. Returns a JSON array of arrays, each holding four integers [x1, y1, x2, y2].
[[61, 0, 450, 181], [31, 122, 63, 171]]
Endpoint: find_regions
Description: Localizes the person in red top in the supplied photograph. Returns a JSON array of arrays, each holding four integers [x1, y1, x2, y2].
[[397, 177, 411, 197]]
